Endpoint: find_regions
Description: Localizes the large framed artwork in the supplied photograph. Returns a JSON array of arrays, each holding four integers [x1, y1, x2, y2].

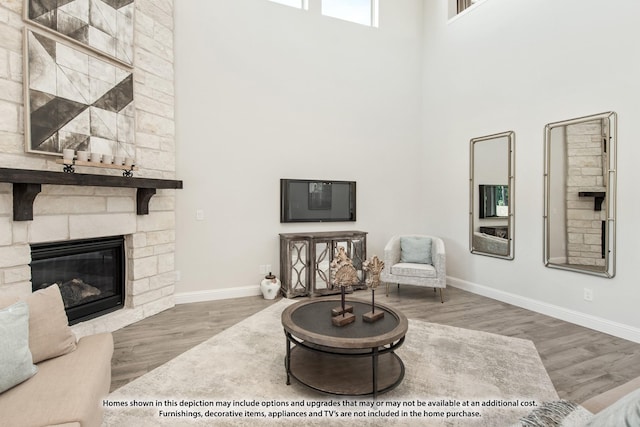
[[24, 0, 134, 66], [24, 28, 135, 158]]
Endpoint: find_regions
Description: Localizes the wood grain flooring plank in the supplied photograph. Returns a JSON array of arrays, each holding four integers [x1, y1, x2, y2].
[[109, 286, 640, 404]]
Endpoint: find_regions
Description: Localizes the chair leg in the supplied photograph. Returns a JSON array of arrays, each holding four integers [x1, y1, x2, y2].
[[386, 282, 389, 297], [439, 288, 444, 303]]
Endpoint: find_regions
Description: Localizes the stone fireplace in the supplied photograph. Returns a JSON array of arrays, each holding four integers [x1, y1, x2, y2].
[[0, 0, 178, 338], [0, 181, 180, 338], [31, 236, 126, 324]]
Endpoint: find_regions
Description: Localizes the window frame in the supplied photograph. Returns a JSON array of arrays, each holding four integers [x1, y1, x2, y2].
[[267, 0, 309, 10], [456, 0, 483, 14]]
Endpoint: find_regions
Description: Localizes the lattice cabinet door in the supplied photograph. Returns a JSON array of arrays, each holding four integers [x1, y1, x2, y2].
[[311, 239, 334, 295], [280, 238, 310, 298]]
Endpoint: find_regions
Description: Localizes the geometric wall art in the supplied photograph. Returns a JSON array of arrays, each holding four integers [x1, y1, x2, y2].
[[25, 28, 135, 157], [25, 0, 134, 66]]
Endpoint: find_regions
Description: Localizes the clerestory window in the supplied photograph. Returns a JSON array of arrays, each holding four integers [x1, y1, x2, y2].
[[268, 0, 308, 9], [267, 0, 378, 27], [321, 0, 379, 27], [457, 0, 481, 14]]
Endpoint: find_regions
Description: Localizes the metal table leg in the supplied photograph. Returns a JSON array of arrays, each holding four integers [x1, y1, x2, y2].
[[372, 346, 379, 399], [285, 332, 291, 385]]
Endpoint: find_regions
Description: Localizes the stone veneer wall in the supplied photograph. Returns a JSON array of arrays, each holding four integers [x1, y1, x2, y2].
[[565, 120, 607, 267], [0, 0, 177, 337]]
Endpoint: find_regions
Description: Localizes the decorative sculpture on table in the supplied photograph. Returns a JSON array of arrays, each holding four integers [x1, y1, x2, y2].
[[362, 255, 385, 322], [330, 246, 359, 326]]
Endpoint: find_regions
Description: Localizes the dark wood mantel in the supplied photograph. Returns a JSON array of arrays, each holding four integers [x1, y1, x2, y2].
[[0, 167, 183, 221]]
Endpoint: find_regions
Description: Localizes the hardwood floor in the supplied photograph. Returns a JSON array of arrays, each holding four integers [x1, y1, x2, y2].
[[110, 286, 640, 403]]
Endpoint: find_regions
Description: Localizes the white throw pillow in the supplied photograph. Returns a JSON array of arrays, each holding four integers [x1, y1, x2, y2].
[[0, 301, 38, 393]]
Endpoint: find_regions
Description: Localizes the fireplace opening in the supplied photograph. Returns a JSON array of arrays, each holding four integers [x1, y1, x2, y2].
[[30, 236, 125, 325]]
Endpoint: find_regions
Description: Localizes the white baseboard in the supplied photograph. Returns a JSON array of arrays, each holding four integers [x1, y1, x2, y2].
[[175, 279, 640, 344], [175, 286, 262, 305], [448, 276, 640, 344]]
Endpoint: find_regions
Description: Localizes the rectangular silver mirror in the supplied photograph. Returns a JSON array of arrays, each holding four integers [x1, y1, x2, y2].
[[469, 131, 515, 259], [544, 112, 616, 278]]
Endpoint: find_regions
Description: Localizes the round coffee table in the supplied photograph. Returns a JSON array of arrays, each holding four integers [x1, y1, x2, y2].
[[281, 297, 408, 398]]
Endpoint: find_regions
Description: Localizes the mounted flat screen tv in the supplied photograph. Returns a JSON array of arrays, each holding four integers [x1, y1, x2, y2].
[[280, 179, 356, 223]]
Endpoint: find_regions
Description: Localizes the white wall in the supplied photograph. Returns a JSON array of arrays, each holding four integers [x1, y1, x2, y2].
[[422, 0, 640, 337], [174, 0, 425, 298], [173, 0, 640, 341]]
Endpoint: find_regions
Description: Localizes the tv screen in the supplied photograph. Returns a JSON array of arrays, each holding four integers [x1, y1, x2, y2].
[[280, 179, 356, 223]]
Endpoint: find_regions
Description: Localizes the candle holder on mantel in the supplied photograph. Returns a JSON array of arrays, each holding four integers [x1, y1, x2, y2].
[[56, 151, 138, 177], [330, 247, 359, 327], [362, 255, 385, 323]]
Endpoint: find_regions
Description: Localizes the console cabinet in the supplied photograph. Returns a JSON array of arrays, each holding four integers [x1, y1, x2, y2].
[[279, 231, 367, 298]]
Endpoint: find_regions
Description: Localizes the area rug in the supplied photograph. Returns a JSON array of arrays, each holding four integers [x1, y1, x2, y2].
[[102, 299, 558, 426]]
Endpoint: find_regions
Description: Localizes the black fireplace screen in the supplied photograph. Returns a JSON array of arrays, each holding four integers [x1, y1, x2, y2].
[[31, 236, 125, 325]]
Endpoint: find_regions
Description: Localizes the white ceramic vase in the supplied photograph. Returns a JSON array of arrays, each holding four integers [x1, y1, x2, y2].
[[260, 273, 281, 300]]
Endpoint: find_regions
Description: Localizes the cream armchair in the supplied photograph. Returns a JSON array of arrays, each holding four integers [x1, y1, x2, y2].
[[380, 234, 446, 303]]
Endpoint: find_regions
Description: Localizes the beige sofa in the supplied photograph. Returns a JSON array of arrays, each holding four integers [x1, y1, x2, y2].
[[0, 285, 113, 427], [581, 375, 640, 414]]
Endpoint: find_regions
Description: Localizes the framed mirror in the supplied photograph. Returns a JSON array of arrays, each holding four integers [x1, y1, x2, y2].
[[543, 112, 617, 278], [469, 131, 515, 259]]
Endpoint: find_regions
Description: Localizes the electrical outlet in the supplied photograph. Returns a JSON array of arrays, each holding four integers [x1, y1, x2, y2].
[[175, 270, 181, 282], [584, 288, 594, 302], [196, 209, 205, 221], [265, 264, 271, 274]]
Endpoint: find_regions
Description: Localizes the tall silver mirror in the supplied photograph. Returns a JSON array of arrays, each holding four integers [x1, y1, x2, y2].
[[469, 131, 515, 259], [544, 112, 617, 278]]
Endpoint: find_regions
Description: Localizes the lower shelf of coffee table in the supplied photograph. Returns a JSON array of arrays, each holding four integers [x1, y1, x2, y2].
[[288, 345, 404, 396]]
